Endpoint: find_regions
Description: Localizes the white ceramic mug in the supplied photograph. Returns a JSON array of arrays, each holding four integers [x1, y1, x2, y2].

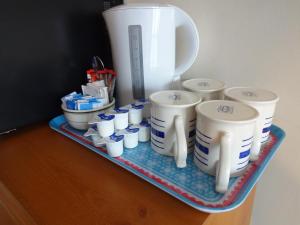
[[224, 87, 279, 160], [149, 90, 202, 168], [195, 100, 258, 193], [182, 78, 225, 101]]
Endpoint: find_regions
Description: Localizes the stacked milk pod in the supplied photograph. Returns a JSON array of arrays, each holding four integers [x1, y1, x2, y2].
[[149, 78, 279, 193], [84, 100, 150, 157]]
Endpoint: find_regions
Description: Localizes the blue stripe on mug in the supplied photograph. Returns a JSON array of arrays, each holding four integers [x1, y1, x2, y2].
[[196, 135, 210, 145], [151, 116, 165, 123], [242, 136, 253, 142], [265, 116, 273, 120], [151, 127, 165, 138], [189, 129, 196, 138], [196, 129, 212, 139], [194, 154, 208, 166], [151, 136, 164, 144], [194, 149, 208, 161], [241, 142, 252, 148], [195, 140, 209, 154], [151, 120, 165, 128], [262, 126, 271, 133], [261, 139, 269, 144], [239, 149, 250, 158], [151, 140, 164, 149]]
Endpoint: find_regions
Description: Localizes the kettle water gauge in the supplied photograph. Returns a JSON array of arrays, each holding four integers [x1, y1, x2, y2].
[[128, 25, 145, 100]]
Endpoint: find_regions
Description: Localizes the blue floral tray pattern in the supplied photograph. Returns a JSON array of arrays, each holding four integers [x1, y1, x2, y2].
[[49, 115, 285, 213]]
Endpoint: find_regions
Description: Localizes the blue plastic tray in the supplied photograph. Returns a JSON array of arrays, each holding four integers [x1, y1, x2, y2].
[[49, 115, 285, 213]]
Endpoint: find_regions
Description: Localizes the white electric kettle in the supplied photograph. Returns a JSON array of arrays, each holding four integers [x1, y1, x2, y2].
[[103, 4, 199, 106]]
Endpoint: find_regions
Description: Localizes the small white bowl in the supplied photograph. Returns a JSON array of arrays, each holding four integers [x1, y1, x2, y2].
[[62, 98, 115, 130]]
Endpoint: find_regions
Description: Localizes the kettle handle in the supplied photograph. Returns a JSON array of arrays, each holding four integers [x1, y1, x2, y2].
[[174, 6, 199, 77]]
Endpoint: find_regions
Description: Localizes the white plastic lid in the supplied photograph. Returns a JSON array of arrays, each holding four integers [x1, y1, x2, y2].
[[103, 3, 171, 14], [196, 100, 258, 123], [150, 90, 201, 108], [224, 87, 279, 104], [182, 78, 225, 93]]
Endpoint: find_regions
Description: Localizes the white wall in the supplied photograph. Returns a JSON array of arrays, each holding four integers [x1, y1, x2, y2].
[[126, 0, 300, 224]]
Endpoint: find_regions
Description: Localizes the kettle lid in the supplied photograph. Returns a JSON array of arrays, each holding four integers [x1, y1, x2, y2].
[[103, 3, 172, 14]]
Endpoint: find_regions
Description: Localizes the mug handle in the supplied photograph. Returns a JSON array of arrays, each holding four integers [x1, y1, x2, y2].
[[216, 131, 232, 193], [250, 120, 262, 161], [174, 115, 187, 168]]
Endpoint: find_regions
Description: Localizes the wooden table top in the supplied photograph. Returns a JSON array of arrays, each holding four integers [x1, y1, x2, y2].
[[0, 123, 255, 225]]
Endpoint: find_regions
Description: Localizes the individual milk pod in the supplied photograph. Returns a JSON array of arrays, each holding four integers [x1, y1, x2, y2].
[[149, 90, 202, 168], [106, 133, 124, 157], [123, 126, 139, 148], [129, 119, 151, 142], [138, 119, 151, 142], [128, 104, 144, 124], [224, 87, 279, 161], [195, 100, 259, 193], [182, 78, 225, 101], [83, 126, 106, 147], [135, 98, 150, 118], [110, 108, 129, 130], [89, 113, 115, 137]]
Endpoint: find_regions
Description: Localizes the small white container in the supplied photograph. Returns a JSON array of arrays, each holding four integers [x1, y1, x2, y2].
[[138, 120, 151, 142], [135, 98, 150, 118], [123, 126, 139, 149], [129, 104, 144, 125], [111, 108, 129, 130], [89, 113, 115, 137], [106, 134, 124, 157]]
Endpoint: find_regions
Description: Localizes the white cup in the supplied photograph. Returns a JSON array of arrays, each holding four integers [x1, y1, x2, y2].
[[149, 90, 202, 168], [106, 133, 124, 157], [182, 78, 225, 101], [111, 108, 129, 130], [138, 120, 151, 142], [89, 113, 115, 137], [123, 126, 139, 148], [195, 100, 258, 193], [128, 104, 144, 125], [224, 87, 279, 161], [135, 98, 150, 118]]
